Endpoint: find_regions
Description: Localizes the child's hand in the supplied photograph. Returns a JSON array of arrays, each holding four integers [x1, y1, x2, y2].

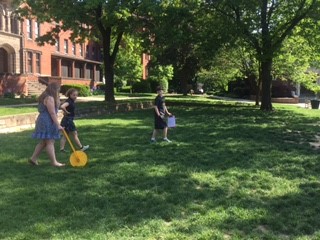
[[63, 110, 71, 115]]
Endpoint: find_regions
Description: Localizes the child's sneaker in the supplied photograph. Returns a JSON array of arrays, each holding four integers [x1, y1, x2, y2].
[[60, 149, 68, 153], [150, 138, 156, 143], [163, 138, 172, 143], [81, 145, 89, 151]]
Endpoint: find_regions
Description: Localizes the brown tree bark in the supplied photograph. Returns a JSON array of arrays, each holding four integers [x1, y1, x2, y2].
[[260, 59, 273, 111]]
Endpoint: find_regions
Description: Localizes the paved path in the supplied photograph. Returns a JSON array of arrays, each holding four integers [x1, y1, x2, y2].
[[0, 95, 309, 109]]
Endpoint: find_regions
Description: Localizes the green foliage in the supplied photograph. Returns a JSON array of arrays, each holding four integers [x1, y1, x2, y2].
[[205, 0, 319, 110], [118, 86, 132, 93], [96, 83, 106, 91], [141, 0, 202, 94], [60, 84, 91, 97], [16, 0, 151, 102], [148, 65, 174, 92], [114, 35, 144, 86], [3, 92, 15, 99], [132, 80, 151, 93], [197, 42, 258, 93]]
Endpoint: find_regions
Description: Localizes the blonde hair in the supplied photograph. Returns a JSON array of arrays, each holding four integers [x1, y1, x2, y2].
[[38, 82, 60, 108]]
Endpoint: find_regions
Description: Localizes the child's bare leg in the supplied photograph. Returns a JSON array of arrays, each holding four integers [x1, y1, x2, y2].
[[30, 140, 46, 164], [45, 139, 65, 167], [71, 131, 83, 148], [151, 129, 158, 139], [163, 127, 168, 138], [60, 135, 67, 150]]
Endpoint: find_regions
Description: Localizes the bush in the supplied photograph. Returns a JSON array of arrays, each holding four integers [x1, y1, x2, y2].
[[60, 84, 91, 97], [132, 80, 151, 93], [96, 83, 106, 91], [4, 92, 15, 99], [92, 89, 104, 96], [118, 86, 132, 93]]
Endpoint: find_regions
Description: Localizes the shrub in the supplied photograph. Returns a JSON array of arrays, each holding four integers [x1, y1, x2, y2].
[[92, 89, 104, 96], [96, 83, 106, 91], [132, 80, 151, 93], [60, 84, 91, 97], [4, 92, 15, 99], [148, 65, 174, 92], [119, 86, 132, 93]]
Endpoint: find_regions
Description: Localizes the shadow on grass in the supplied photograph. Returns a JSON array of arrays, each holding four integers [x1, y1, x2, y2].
[[1, 104, 320, 238]]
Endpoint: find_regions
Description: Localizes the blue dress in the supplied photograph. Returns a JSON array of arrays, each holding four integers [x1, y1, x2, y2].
[[32, 103, 60, 140]]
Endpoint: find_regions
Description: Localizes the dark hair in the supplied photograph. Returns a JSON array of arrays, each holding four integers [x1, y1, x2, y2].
[[65, 88, 78, 98], [156, 86, 163, 92], [38, 82, 60, 108]]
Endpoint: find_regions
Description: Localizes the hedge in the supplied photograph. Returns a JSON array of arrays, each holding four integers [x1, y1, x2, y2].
[[60, 84, 91, 97]]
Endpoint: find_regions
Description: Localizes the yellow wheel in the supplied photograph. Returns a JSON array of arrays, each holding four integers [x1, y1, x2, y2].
[[70, 151, 88, 167]]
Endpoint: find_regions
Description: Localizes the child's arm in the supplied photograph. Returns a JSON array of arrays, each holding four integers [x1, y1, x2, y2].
[[154, 105, 161, 117], [163, 104, 172, 116], [60, 102, 71, 115]]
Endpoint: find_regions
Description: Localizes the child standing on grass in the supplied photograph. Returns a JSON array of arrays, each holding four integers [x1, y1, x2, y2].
[[30, 82, 65, 167], [151, 86, 173, 143], [60, 88, 89, 152]]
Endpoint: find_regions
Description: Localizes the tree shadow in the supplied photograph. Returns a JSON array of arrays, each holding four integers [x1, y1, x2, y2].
[[1, 104, 320, 238]]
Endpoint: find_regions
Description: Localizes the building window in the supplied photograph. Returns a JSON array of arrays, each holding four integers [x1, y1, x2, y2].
[[27, 52, 33, 73], [86, 45, 89, 57], [92, 47, 95, 58], [61, 60, 72, 77], [72, 43, 76, 55], [75, 62, 84, 78], [55, 38, 60, 51], [79, 43, 83, 56], [35, 53, 40, 73], [35, 21, 40, 38], [10, 15, 19, 34], [27, 19, 32, 39], [64, 39, 68, 53]]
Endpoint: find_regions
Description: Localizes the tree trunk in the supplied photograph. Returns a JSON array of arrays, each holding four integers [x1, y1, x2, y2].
[[175, 69, 188, 95], [104, 59, 116, 103], [255, 77, 261, 106], [260, 59, 273, 111]]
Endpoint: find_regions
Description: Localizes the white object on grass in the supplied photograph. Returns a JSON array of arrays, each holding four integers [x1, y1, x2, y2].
[[167, 116, 176, 128]]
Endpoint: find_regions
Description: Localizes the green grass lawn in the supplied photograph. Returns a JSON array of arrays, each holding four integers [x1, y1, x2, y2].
[[1, 100, 320, 239], [0, 97, 37, 106]]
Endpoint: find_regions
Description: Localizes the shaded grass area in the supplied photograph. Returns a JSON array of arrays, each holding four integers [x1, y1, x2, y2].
[[1, 101, 320, 239]]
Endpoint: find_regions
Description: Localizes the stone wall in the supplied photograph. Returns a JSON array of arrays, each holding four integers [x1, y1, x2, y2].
[[0, 101, 153, 133]]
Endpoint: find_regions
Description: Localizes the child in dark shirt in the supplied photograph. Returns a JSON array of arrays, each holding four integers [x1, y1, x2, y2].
[[60, 88, 89, 152], [151, 86, 173, 143]]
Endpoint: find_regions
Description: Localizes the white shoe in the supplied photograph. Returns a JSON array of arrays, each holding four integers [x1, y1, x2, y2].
[[81, 145, 89, 151], [163, 138, 172, 143]]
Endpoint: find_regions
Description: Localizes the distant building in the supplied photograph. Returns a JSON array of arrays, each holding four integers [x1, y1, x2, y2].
[[0, 0, 102, 96]]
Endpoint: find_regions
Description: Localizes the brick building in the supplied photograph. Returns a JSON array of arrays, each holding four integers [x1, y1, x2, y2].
[[0, 0, 102, 96]]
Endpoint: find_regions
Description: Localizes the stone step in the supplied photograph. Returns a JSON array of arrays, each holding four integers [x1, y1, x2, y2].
[[27, 81, 47, 96]]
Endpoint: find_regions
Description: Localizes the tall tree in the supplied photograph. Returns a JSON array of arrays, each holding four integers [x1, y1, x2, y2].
[[17, 0, 145, 102], [141, 0, 201, 95], [205, 0, 318, 110]]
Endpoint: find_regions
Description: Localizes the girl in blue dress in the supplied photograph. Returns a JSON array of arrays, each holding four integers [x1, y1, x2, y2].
[[29, 82, 65, 167]]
